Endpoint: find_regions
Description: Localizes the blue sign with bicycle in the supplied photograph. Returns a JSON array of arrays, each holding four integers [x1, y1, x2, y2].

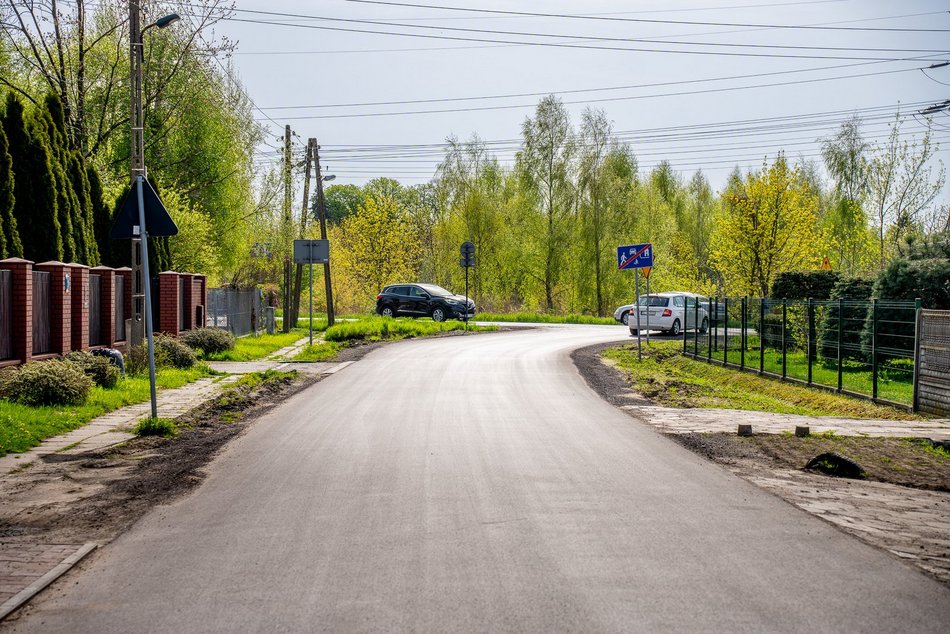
[[617, 243, 653, 270]]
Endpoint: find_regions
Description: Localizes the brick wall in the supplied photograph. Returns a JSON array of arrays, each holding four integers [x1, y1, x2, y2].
[[0, 258, 32, 365], [158, 271, 180, 336]]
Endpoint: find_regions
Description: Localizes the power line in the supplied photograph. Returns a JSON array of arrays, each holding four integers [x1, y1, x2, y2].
[[333, 0, 950, 33]]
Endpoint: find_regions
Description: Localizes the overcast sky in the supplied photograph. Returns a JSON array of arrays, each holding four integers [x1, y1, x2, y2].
[[205, 0, 950, 196]]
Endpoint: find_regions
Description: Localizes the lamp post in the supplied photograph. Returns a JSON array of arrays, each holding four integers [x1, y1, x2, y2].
[[129, 1, 179, 346], [314, 158, 336, 328]]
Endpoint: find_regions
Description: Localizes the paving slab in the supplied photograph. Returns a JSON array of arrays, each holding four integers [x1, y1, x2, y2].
[[0, 543, 96, 620]]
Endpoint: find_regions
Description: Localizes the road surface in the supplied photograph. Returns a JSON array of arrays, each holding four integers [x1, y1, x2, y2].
[[10, 326, 949, 632]]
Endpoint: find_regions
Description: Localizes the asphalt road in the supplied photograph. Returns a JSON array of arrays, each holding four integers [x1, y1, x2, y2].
[[11, 326, 950, 632]]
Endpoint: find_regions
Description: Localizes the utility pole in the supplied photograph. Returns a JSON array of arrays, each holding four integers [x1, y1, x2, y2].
[[282, 125, 293, 333], [129, 0, 145, 346], [291, 139, 315, 328], [314, 141, 335, 327]]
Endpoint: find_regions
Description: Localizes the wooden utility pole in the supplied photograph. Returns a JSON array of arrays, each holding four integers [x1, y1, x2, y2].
[[291, 139, 315, 327], [281, 125, 293, 332], [314, 141, 335, 327]]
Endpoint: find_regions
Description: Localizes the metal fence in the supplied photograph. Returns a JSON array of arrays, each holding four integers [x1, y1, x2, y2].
[[915, 310, 950, 415], [206, 287, 264, 337], [31, 271, 51, 355], [0, 270, 11, 359], [89, 274, 102, 346], [683, 296, 920, 408]]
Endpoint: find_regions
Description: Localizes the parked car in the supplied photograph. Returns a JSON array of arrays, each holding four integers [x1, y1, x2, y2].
[[375, 283, 476, 322], [613, 302, 635, 326], [628, 292, 709, 336]]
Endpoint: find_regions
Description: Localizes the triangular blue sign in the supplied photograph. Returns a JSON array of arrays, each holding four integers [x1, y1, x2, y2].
[[110, 178, 179, 239]]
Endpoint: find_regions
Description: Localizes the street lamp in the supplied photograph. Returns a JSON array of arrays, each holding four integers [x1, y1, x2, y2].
[[129, 2, 179, 346]]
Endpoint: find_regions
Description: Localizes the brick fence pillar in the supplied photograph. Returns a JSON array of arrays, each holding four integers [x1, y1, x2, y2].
[[0, 258, 33, 365], [34, 261, 72, 356], [181, 273, 195, 331], [114, 267, 132, 343], [158, 271, 180, 336], [69, 264, 90, 352], [91, 266, 117, 347]]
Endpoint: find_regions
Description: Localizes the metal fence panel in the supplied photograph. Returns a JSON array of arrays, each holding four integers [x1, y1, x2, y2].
[[89, 274, 102, 346], [684, 296, 918, 408], [206, 288, 264, 337], [0, 270, 11, 359], [115, 280, 126, 341], [916, 309, 950, 415], [32, 271, 51, 355]]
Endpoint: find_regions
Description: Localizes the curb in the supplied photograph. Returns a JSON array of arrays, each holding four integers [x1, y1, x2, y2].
[[0, 543, 97, 621]]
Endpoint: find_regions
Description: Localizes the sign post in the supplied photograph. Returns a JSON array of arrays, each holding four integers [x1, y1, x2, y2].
[[460, 241, 476, 330], [110, 177, 178, 419], [618, 243, 655, 361], [294, 239, 330, 345]]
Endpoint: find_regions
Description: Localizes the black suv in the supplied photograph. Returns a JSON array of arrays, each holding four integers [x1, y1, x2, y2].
[[375, 283, 476, 322]]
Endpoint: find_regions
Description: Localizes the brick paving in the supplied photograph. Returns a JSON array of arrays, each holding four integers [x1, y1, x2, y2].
[[0, 543, 96, 619]]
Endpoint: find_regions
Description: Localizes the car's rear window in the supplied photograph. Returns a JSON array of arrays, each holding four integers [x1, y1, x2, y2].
[[639, 296, 670, 307]]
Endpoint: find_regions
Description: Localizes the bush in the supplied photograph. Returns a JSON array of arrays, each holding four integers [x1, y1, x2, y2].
[[181, 328, 235, 355], [771, 270, 839, 301], [816, 277, 874, 363], [0, 366, 18, 398], [154, 335, 197, 369], [65, 351, 120, 388], [6, 359, 92, 406]]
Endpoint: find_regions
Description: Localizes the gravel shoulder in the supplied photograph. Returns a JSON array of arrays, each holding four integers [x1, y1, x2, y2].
[[572, 342, 950, 585]]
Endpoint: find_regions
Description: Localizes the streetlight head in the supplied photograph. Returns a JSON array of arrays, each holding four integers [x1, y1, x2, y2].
[[323, 174, 336, 182], [155, 14, 180, 29]]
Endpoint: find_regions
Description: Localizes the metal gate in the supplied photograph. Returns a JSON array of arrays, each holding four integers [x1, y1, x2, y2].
[[115, 279, 126, 341], [179, 276, 186, 331], [0, 270, 11, 359], [32, 271, 51, 355], [206, 288, 264, 336], [88, 274, 102, 346], [915, 309, 950, 415]]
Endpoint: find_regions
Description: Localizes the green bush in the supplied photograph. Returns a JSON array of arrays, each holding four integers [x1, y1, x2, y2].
[[816, 277, 873, 363], [771, 270, 840, 301], [0, 366, 18, 398], [6, 359, 92, 406], [154, 335, 197, 369], [181, 328, 235, 355], [65, 351, 120, 388]]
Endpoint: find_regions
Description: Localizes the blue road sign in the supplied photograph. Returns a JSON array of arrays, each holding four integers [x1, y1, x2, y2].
[[617, 243, 654, 270]]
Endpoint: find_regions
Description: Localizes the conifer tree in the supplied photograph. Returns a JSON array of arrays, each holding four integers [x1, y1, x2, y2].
[[1, 93, 62, 263], [38, 95, 78, 262], [0, 117, 22, 259], [68, 152, 98, 265], [87, 164, 110, 267]]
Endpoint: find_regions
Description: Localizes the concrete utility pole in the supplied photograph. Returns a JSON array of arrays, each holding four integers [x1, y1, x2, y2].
[[282, 125, 293, 333], [129, 0, 145, 346], [314, 141, 335, 327], [291, 139, 315, 327]]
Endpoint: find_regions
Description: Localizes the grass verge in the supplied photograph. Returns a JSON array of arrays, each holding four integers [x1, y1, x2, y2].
[[293, 341, 344, 362], [477, 312, 616, 325], [0, 365, 214, 457], [324, 317, 496, 343], [134, 416, 178, 437], [602, 340, 917, 420], [204, 330, 307, 361]]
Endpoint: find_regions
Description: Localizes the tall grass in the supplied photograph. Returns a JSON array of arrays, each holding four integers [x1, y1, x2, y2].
[[476, 312, 617, 325], [204, 330, 308, 361], [324, 317, 493, 342]]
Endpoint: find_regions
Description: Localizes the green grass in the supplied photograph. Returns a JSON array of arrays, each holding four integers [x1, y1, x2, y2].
[[476, 311, 617, 325], [203, 330, 307, 361], [0, 365, 214, 457], [603, 340, 918, 420], [293, 341, 344, 361], [134, 416, 178, 437], [685, 335, 914, 406], [324, 316, 496, 343]]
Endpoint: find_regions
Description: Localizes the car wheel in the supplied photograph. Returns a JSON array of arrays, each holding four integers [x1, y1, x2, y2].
[[621, 313, 629, 326], [670, 319, 681, 337], [432, 307, 447, 322], [699, 318, 709, 334], [629, 329, 638, 336], [381, 305, 395, 317]]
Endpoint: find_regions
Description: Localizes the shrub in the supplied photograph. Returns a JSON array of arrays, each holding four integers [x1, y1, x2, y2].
[[154, 335, 197, 369], [65, 351, 120, 388], [6, 359, 92, 406], [0, 366, 18, 398], [124, 343, 149, 376], [771, 270, 840, 301], [816, 277, 874, 363], [181, 328, 235, 355]]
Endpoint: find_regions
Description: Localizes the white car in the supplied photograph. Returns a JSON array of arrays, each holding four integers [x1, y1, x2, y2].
[[613, 303, 635, 326], [628, 292, 709, 337]]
